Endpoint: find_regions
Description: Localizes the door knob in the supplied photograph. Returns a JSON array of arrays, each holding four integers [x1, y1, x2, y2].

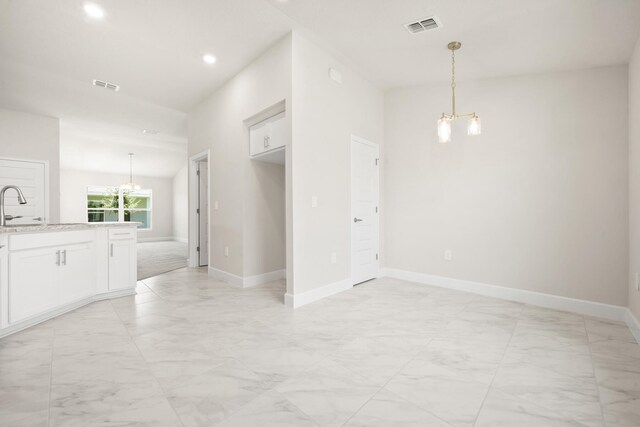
[[353, 218, 363, 223]]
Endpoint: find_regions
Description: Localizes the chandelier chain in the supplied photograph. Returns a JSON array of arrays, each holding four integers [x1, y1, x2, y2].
[[451, 48, 456, 116]]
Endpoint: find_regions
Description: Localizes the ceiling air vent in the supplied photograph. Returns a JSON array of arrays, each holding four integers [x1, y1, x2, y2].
[[405, 16, 441, 34], [92, 79, 120, 91]]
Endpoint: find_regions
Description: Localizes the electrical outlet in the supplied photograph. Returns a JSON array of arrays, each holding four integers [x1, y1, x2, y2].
[[444, 249, 452, 261], [311, 196, 318, 208], [331, 252, 337, 264], [636, 272, 640, 291], [224, 246, 229, 257]]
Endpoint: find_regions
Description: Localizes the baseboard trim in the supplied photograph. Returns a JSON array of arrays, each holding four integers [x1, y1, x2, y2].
[[208, 267, 285, 288], [0, 287, 136, 339], [383, 268, 627, 323], [244, 269, 286, 288], [209, 267, 244, 286], [173, 237, 188, 244], [137, 237, 175, 243], [625, 308, 640, 345], [284, 278, 353, 308]]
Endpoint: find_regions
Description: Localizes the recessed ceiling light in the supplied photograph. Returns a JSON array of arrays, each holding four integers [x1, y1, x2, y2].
[[142, 129, 158, 135], [84, 3, 104, 19], [202, 54, 217, 65]]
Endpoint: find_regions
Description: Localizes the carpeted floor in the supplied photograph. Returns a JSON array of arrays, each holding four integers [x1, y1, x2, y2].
[[137, 240, 188, 280]]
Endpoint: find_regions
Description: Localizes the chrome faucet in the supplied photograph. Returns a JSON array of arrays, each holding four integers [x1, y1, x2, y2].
[[0, 185, 27, 226]]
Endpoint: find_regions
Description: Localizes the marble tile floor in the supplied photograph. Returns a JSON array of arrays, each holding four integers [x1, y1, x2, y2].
[[1, 267, 639, 427]]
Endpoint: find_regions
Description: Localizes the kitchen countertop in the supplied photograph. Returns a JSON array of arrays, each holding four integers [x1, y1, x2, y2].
[[0, 222, 139, 234]]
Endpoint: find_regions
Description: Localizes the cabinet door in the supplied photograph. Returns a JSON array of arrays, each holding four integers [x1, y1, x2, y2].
[[8, 248, 58, 323], [249, 120, 269, 157], [267, 111, 287, 151], [58, 243, 96, 305], [108, 240, 136, 291]]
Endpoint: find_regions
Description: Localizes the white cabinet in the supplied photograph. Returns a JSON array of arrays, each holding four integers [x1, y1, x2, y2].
[[58, 243, 96, 305], [108, 239, 136, 291], [0, 226, 137, 336], [249, 111, 286, 158], [8, 247, 58, 323], [8, 241, 95, 323], [108, 227, 136, 291]]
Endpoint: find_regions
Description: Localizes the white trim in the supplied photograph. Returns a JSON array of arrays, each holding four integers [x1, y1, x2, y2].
[[625, 308, 640, 344], [0, 287, 135, 339], [384, 268, 628, 322], [208, 267, 285, 288], [188, 150, 210, 268], [137, 236, 176, 243], [284, 278, 353, 308], [350, 135, 380, 286], [244, 269, 286, 287], [208, 267, 243, 286]]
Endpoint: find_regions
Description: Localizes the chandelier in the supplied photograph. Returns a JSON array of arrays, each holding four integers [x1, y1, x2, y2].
[[120, 153, 141, 192], [437, 41, 481, 143]]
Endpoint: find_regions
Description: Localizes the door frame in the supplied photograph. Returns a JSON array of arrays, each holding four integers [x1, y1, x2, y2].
[[350, 135, 380, 285], [188, 150, 210, 268]]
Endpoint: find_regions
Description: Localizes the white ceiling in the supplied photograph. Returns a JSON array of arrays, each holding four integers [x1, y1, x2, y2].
[[1, 0, 639, 177], [268, 0, 640, 89]]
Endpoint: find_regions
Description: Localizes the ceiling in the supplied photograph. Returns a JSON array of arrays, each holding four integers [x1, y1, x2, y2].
[[1, 0, 640, 177], [268, 0, 640, 89]]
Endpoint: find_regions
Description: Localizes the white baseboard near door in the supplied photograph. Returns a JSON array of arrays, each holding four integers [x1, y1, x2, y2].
[[137, 237, 175, 243], [383, 268, 628, 323], [626, 309, 640, 344], [284, 278, 353, 308], [208, 267, 285, 288]]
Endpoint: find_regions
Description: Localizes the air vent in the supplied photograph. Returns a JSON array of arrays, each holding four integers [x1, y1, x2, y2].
[[405, 16, 441, 34], [92, 79, 120, 91]]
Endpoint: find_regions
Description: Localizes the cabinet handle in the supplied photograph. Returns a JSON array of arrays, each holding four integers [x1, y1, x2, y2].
[[110, 243, 114, 257], [55, 250, 60, 266], [62, 250, 67, 266], [266, 135, 270, 148], [263, 135, 268, 149]]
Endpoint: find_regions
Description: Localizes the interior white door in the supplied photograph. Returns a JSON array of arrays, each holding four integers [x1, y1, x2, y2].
[[0, 158, 47, 224], [351, 137, 380, 285], [198, 160, 209, 267]]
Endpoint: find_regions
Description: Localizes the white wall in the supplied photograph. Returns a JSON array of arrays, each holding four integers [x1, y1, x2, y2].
[[384, 66, 629, 307], [0, 108, 60, 222], [172, 163, 188, 242], [290, 33, 384, 294], [629, 39, 640, 319], [188, 34, 291, 278], [60, 169, 174, 240]]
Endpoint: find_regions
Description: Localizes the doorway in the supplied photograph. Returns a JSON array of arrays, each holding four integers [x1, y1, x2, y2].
[[188, 150, 210, 268], [351, 136, 380, 285]]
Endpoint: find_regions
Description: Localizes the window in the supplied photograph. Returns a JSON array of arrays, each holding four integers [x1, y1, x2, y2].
[[86, 186, 152, 230]]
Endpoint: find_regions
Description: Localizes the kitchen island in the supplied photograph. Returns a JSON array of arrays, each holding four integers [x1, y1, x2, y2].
[[0, 223, 138, 337]]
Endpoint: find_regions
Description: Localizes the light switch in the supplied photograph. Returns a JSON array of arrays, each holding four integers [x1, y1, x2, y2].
[[224, 246, 229, 257], [331, 252, 337, 264], [311, 196, 318, 208], [214, 200, 219, 211]]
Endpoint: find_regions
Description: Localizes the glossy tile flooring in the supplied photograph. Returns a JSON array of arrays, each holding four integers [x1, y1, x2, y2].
[[1, 268, 639, 427]]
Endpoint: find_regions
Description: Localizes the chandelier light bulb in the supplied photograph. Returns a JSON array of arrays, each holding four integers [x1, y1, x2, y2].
[[438, 117, 452, 144], [467, 115, 481, 136]]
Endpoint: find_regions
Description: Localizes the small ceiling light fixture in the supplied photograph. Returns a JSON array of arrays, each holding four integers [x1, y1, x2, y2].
[[83, 3, 105, 19], [202, 54, 217, 65], [142, 129, 158, 135], [120, 153, 141, 192], [437, 41, 481, 144]]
